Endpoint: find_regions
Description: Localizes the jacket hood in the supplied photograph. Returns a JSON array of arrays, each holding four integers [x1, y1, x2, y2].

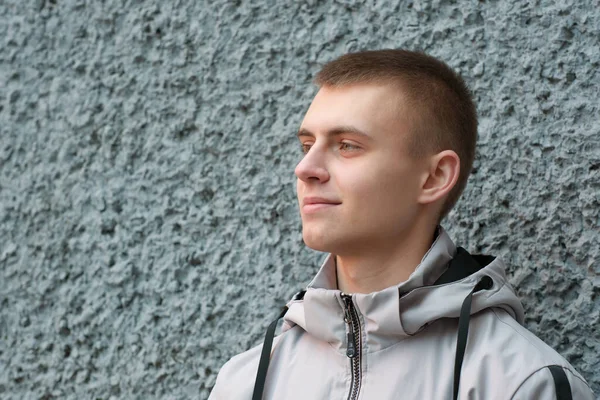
[[282, 226, 525, 354]]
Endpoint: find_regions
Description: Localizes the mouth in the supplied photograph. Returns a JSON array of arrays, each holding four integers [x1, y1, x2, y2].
[[302, 197, 341, 213], [302, 203, 339, 213]]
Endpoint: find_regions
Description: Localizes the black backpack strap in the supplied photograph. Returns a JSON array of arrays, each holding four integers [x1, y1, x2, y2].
[[452, 275, 493, 400], [252, 290, 306, 400], [252, 306, 288, 400], [548, 365, 573, 400], [432, 247, 495, 400]]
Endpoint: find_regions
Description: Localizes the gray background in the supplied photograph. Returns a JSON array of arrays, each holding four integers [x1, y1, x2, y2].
[[1, 0, 599, 398]]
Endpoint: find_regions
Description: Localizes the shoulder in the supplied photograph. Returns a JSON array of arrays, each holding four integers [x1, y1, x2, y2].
[[509, 365, 595, 399], [466, 308, 595, 398], [208, 327, 300, 399], [208, 341, 263, 400], [484, 308, 575, 366]]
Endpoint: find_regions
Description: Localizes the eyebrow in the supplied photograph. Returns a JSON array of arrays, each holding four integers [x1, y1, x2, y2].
[[296, 125, 372, 140]]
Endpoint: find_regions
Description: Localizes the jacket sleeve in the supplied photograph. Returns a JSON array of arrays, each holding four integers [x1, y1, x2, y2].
[[510, 366, 595, 400]]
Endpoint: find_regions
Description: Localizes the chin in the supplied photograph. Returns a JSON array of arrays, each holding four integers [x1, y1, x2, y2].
[[301, 229, 331, 252], [302, 237, 328, 252], [303, 242, 331, 253], [302, 228, 349, 254]]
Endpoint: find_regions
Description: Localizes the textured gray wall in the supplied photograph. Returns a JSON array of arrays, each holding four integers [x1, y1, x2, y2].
[[0, 0, 598, 398]]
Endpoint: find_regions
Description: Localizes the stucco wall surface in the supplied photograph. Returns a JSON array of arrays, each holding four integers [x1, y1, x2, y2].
[[0, 0, 598, 398]]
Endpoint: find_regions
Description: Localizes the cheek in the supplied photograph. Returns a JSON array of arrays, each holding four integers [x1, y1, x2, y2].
[[343, 163, 419, 207]]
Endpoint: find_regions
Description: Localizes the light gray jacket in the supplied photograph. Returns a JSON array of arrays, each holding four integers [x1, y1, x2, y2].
[[210, 226, 595, 399]]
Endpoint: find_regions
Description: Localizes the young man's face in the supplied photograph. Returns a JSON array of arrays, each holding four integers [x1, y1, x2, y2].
[[295, 83, 431, 255]]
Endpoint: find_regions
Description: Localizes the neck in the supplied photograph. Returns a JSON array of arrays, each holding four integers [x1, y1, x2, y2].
[[335, 223, 438, 294]]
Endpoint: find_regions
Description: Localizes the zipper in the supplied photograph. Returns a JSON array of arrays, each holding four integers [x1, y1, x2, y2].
[[341, 293, 362, 400]]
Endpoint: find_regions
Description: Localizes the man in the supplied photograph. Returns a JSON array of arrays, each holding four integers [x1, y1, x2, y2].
[[209, 49, 595, 399]]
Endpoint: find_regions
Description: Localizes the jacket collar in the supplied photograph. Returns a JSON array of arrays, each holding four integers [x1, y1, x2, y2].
[[283, 226, 457, 352], [282, 225, 524, 354]]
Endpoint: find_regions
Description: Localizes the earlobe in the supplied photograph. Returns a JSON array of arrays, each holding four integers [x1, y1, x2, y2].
[[418, 150, 460, 205]]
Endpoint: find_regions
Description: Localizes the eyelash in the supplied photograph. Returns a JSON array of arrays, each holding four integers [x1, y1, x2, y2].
[[300, 142, 359, 154]]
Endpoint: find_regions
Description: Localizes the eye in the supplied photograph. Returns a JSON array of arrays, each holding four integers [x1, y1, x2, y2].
[[340, 142, 360, 152], [300, 143, 312, 154]]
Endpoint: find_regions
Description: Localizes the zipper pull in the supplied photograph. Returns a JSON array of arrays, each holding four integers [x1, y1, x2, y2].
[[342, 294, 357, 358], [346, 329, 356, 358]]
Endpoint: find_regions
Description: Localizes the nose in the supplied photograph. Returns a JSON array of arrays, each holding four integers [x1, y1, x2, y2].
[[294, 145, 330, 183]]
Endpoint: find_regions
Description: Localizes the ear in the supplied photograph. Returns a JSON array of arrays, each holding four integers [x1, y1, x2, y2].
[[417, 150, 460, 206]]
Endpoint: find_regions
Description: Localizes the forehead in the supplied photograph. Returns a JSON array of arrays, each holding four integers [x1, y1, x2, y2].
[[300, 83, 411, 140]]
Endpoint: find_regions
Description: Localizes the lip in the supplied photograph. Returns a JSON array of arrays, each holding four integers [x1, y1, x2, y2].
[[302, 197, 341, 206], [301, 197, 341, 214], [302, 203, 339, 213]]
